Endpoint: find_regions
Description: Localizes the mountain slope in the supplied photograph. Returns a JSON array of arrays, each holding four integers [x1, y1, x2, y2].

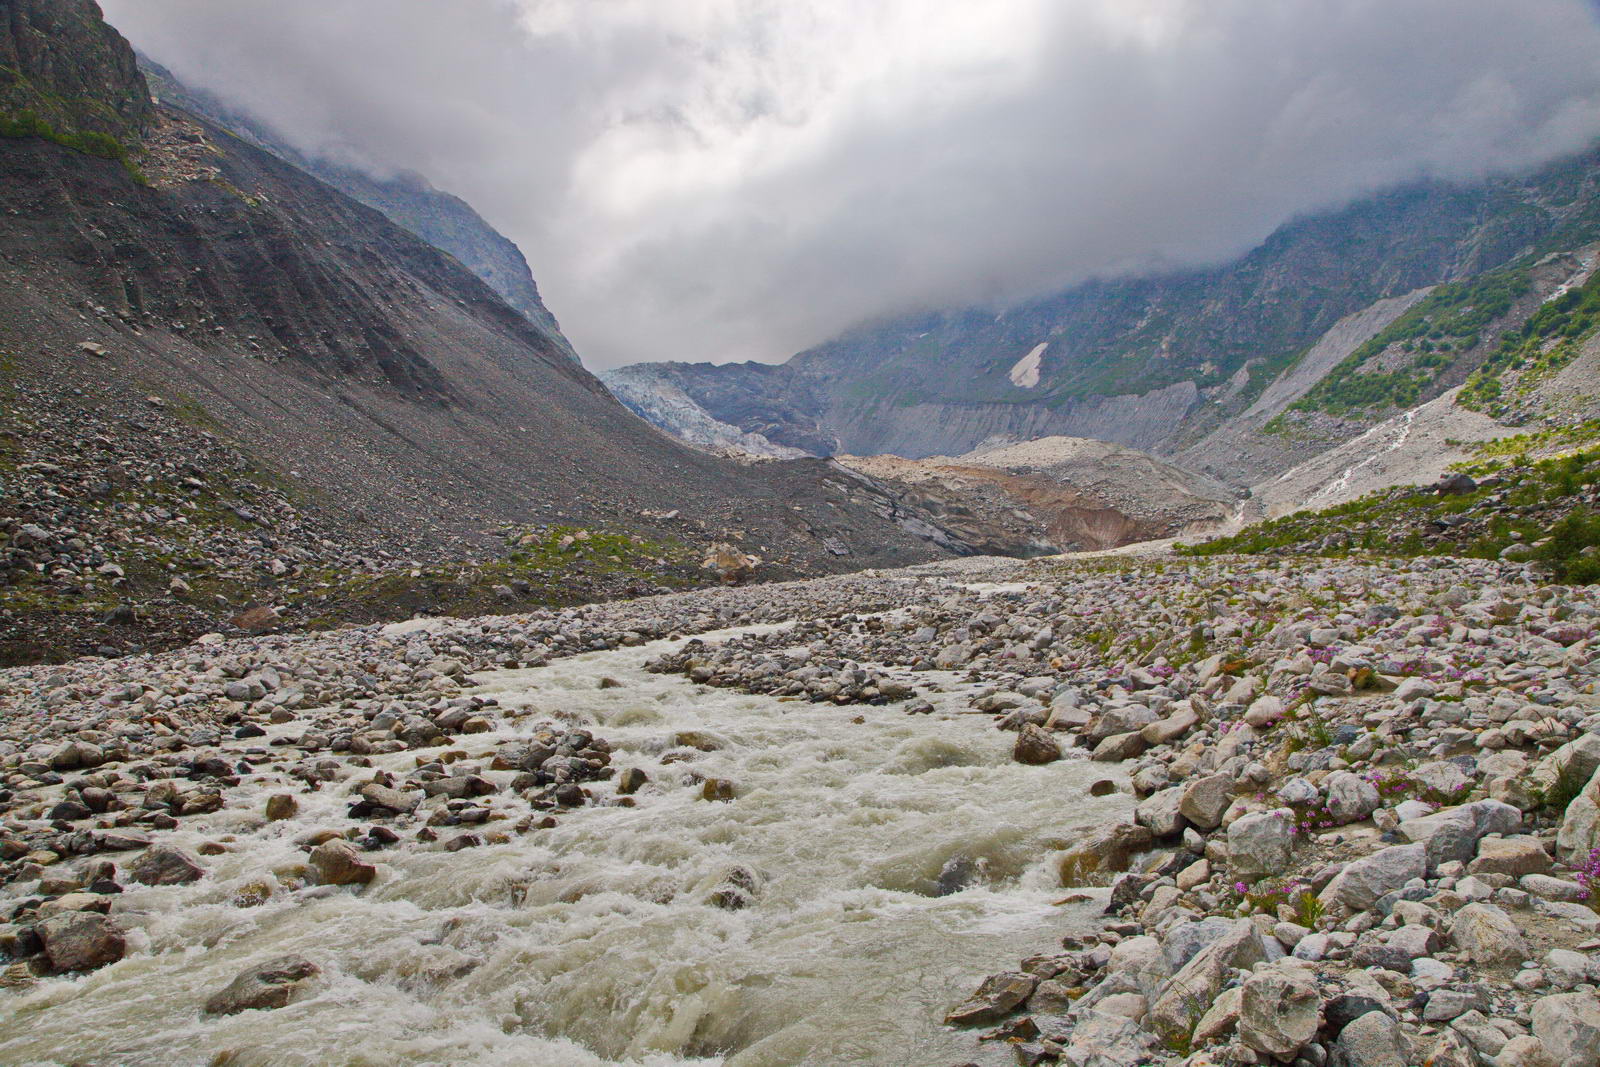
[[618, 145, 1600, 470], [0, 0, 951, 662], [136, 56, 581, 364]]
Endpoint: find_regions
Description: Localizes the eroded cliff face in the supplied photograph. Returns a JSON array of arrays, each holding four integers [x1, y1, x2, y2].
[[837, 436, 1236, 555]]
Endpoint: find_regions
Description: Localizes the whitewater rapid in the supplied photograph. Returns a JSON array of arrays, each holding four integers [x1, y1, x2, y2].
[[0, 625, 1129, 1067]]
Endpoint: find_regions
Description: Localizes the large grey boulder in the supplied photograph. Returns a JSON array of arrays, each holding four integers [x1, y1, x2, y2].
[[1159, 916, 1235, 971], [1178, 773, 1233, 831], [1102, 935, 1172, 1003], [1086, 704, 1158, 741], [1134, 786, 1186, 837], [1319, 844, 1426, 911], [1228, 808, 1295, 879], [1556, 764, 1600, 864], [1449, 902, 1529, 965], [1147, 919, 1265, 1042], [1534, 733, 1600, 798], [1468, 835, 1550, 877], [1396, 800, 1520, 868], [1333, 1009, 1411, 1067], [1493, 1036, 1559, 1067], [1237, 963, 1321, 1060], [1324, 771, 1380, 824], [1531, 991, 1600, 1065], [1058, 1009, 1152, 1067]]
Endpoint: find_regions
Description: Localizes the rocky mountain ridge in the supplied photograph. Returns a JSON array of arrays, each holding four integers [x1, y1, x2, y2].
[[133, 56, 582, 364], [612, 143, 1600, 482]]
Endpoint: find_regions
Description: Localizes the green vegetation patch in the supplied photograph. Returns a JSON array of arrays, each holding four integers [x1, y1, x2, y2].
[[1291, 267, 1531, 416], [0, 107, 147, 183], [1458, 266, 1600, 417], [1177, 444, 1600, 583]]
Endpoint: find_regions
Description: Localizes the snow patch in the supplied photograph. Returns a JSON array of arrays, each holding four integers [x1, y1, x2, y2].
[[1009, 343, 1046, 388]]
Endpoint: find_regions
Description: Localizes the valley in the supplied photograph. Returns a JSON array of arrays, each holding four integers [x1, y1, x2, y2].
[[3, 3, 1600, 1066]]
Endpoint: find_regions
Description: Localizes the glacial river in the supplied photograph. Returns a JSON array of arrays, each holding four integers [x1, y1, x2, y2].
[[1, 624, 1129, 1066]]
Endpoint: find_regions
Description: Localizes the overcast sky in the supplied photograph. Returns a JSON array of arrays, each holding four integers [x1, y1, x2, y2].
[[103, 0, 1600, 370]]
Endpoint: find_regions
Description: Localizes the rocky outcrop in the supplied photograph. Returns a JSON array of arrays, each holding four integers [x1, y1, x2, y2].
[[0, 0, 154, 140]]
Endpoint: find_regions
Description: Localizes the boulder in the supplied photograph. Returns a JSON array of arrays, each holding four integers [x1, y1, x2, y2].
[[1192, 985, 1244, 1045], [1530, 992, 1600, 1065], [1397, 800, 1520, 868], [203, 955, 321, 1015], [1073, 935, 1171, 1016], [128, 845, 205, 886], [1228, 808, 1296, 879], [1534, 733, 1600, 797], [1421, 986, 1488, 1022], [1057, 1009, 1151, 1067], [944, 971, 1036, 1025], [1012, 724, 1061, 765], [1090, 731, 1148, 762], [1244, 695, 1285, 729], [1135, 786, 1186, 837], [1147, 919, 1265, 1042], [1324, 771, 1381, 824], [1058, 823, 1153, 886], [1141, 704, 1198, 746], [1543, 948, 1596, 988], [1421, 1029, 1481, 1067], [1159, 917, 1236, 971], [358, 782, 422, 814], [1334, 1009, 1412, 1067], [701, 543, 759, 584], [1493, 1037, 1558, 1067], [1238, 963, 1321, 1060], [1178, 773, 1234, 831], [309, 840, 375, 886], [1556, 764, 1600, 864], [1467, 835, 1550, 878], [1320, 844, 1427, 911], [37, 912, 125, 972], [265, 794, 299, 820], [1449, 902, 1529, 965], [1087, 704, 1158, 742]]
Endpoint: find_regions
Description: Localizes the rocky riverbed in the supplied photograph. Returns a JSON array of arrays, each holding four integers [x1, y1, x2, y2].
[[0, 553, 1598, 1066]]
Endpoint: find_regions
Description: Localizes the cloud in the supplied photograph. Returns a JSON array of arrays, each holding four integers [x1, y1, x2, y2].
[[103, 0, 1600, 369]]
